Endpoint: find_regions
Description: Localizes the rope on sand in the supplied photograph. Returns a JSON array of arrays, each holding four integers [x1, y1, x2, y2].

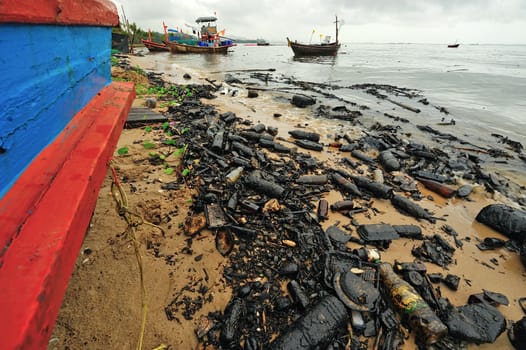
[[109, 161, 165, 350]]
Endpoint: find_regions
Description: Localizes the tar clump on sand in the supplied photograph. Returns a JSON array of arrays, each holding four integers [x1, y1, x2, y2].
[[119, 59, 526, 350]]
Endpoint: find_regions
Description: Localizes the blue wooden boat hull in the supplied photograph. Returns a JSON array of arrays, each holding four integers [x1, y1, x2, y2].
[[0, 24, 112, 198]]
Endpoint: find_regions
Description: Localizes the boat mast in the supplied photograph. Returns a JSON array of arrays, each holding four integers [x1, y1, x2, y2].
[[335, 15, 339, 43]]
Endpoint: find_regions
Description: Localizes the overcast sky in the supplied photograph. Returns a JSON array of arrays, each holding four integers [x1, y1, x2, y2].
[[111, 0, 526, 44]]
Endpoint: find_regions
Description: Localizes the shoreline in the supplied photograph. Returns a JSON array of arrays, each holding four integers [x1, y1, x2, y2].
[[51, 53, 525, 350]]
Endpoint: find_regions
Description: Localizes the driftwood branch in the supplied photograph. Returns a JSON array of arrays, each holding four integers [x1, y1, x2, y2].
[[211, 68, 276, 74], [387, 98, 421, 113]]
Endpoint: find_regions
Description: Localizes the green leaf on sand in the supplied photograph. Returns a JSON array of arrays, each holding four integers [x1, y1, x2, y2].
[[173, 145, 186, 157], [143, 141, 156, 149], [117, 147, 129, 156]]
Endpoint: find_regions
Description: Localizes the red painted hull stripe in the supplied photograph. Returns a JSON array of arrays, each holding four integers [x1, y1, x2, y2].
[[0, 82, 135, 350]]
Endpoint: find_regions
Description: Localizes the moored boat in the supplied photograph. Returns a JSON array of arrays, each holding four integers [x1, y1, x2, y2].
[[142, 24, 170, 52], [257, 39, 270, 46], [287, 16, 341, 56], [169, 16, 234, 54], [142, 39, 169, 51]]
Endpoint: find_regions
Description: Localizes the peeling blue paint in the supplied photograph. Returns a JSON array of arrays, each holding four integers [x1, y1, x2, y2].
[[0, 24, 111, 198]]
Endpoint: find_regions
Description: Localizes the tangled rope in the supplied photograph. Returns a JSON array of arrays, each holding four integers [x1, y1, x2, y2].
[[109, 161, 165, 350]]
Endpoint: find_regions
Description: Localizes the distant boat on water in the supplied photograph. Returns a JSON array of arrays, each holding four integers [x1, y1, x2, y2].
[[256, 39, 270, 46], [287, 16, 341, 56], [448, 42, 460, 48]]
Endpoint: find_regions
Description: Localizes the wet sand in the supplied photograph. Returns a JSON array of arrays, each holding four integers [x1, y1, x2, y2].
[[50, 53, 525, 350]]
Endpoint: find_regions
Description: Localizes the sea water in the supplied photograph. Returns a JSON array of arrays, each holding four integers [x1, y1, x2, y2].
[[141, 43, 526, 183]]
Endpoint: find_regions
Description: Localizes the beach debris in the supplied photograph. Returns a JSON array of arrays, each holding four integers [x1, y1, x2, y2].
[[331, 172, 363, 197], [291, 94, 315, 108], [443, 273, 461, 290], [357, 224, 400, 242], [443, 302, 506, 344], [196, 315, 215, 339], [393, 224, 423, 239], [353, 247, 381, 263], [245, 171, 285, 198], [468, 290, 509, 307], [317, 199, 329, 221], [412, 234, 455, 267], [110, 61, 524, 350], [476, 204, 526, 242], [204, 203, 227, 228], [267, 296, 349, 350], [183, 213, 206, 236], [296, 174, 328, 185], [457, 184, 473, 198], [247, 89, 258, 98], [333, 270, 380, 311], [330, 200, 354, 212], [144, 97, 157, 108], [351, 175, 393, 199], [294, 139, 324, 151], [417, 177, 457, 198], [391, 194, 435, 222], [508, 316, 526, 349], [288, 129, 320, 142], [387, 98, 421, 113], [325, 225, 351, 244], [287, 280, 310, 309], [475, 237, 506, 251], [215, 228, 234, 256], [220, 298, 243, 348], [379, 263, 448, 345], [351, 149, 374, 164]]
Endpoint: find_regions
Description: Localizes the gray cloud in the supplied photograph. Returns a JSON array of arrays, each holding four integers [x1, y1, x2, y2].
[[113, 0, 526, 43]]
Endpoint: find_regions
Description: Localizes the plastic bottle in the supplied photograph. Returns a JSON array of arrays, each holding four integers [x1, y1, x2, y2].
[[226, 166, 244, 184], [317, 199, 329, 221], [330, 200, 354, 212], [378, 263, 448, 345]]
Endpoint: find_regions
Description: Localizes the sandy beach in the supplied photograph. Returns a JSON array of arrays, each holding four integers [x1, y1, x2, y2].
[[49, 53, 525, 350]]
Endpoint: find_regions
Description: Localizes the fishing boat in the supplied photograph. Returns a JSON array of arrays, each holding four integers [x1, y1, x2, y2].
[[448, 43, 460, 48], [169, 16, 234, 54], [142, 38, 169, 52], [287, 16, 341, 56], [142, 23, 170, 52], [257, 39, 270, 46], [0, 1, 135, 348]]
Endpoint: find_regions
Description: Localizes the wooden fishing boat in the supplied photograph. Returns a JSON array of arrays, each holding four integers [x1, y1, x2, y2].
[[0, 1, 135, 348], [142, 24, 170, 52], [142, 39, 169, 51], [169, 16, 234, 54], [287, 16, 341, 56], [170, 41, 231, 53]]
